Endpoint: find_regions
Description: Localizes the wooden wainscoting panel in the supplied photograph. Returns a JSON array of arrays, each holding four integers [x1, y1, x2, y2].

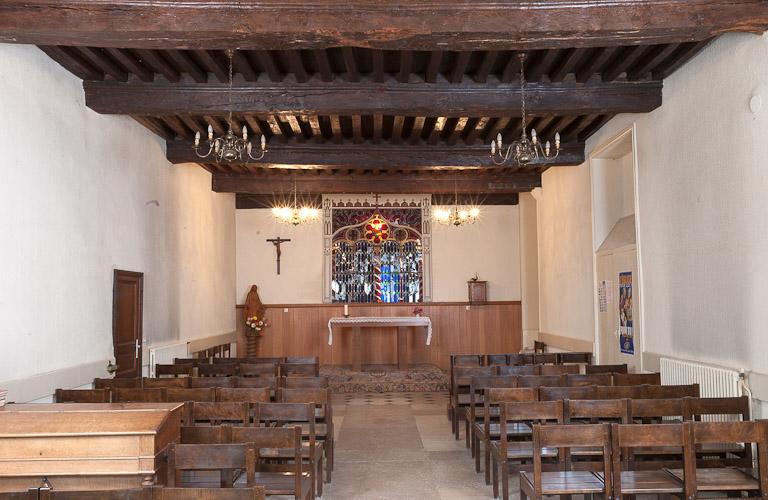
[[235, 302, 521, 370]]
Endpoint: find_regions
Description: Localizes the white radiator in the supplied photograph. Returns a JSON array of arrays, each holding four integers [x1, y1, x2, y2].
[[660, 357, 742, 398], [148, 342, 189, 377]]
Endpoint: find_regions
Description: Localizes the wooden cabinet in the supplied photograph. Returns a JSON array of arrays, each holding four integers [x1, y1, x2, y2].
[[0, 402, 182, 492], [467, 280, 488, 304]]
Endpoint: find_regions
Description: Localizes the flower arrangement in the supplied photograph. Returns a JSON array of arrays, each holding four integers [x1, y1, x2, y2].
[[413, 307, 423, 317], [245, 315, 268, 333]]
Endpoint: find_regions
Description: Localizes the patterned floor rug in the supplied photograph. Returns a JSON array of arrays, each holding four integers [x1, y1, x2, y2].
[[320, 364, 449, 393]]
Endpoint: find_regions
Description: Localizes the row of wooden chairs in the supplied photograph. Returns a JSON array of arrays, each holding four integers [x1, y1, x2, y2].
[[450, 368, 663, 437], [515, 420, 767, 500], [93, 376, 328, 392], [0, 487, 265, 500], [481, 395, 750, 499], [158, 360, 319, 378], [452, 352, 594, 368]]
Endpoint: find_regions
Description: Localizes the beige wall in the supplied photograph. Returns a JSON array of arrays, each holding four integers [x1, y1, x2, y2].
[[236, 205, 521, 304], [0, 44, 236, 401], [519, 193, 540, 346]]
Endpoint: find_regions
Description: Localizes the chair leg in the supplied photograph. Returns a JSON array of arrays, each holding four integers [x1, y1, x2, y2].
[[485, 441, 492, 485], [492, 456, 499, 498], [475, 436, 482, 474], [317, 456, 323, 497], [501, 461, 509, 500], [465, 418, 471, 448]]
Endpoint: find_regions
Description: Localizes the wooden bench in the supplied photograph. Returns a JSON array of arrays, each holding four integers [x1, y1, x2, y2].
[[54, 388, 110, 403], [279, 387, 334, 480], [167, 443, 255, 488]]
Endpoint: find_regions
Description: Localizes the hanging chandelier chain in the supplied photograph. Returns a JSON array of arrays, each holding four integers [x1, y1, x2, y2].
[[227, 49, 234, 131], [520, 53, 527, 138]]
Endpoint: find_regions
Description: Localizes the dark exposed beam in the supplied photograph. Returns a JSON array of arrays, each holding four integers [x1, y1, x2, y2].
[[236, 192, 520, 209], [166, 140, 584, 168], [84, 79, 662, 117], [215, 171, 543, 195], [6, 2, 767, 50]]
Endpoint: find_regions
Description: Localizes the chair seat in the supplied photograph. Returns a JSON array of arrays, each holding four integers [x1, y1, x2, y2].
[[570, 446, 604, 457], [521, 470, 605, 495], [259, 443, 324, 461], [296, 423, 329, 438], [666, 467, 760, 491], [634, 445, 683, 455], [491, 441, 558, 460], [486, 422, 533, 438], [253, 472, 313, 497], [614, 470, 684, 494]]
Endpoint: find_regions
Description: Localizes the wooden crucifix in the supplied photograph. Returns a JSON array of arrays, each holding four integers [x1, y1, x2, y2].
[[266, 237, 291, 275]]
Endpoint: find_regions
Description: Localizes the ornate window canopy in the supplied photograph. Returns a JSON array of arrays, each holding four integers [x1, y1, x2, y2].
[[322, 194, 433, 304]]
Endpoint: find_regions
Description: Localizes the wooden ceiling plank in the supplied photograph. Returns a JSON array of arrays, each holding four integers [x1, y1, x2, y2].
[[398, 51, 413, 83], [77, 47, 128, 81], [255, 51, 284, 82], [195, 50, 229, 83], [243, 115, 272, 140], [484, 117, 512, 145], [202, 115, 227, 135], [427, 117, 447, 145], [500, 51, 521, 83], [306, 115, 323, 142], [450, 51, 472, 83], [627, 44, 679, 81], [329, 114, 343, 144], [160, 115, 191, 139], [371, 49, 385, 83], [342, 48, 360, 82], [135, 49, 180, 82], [526, 50, 560, 82], [549, 48, 588, 83], [463, 117, 491, 145], [473, 50, 498, 83], [165, 49, 207, 83], [264, 115, 288, 143], [446, 117, 469, 145], [578, 114, 613, 141], [352, 115, 363, 144], [561, 114, 595, 142], [425, 51, 443, 83], [230, 50, 257, 82], [652, 39, 714, 80], [38, 45, 103, 80], [84, 79, 662, 118], [390, 115, 405, 144], [313, 49, 333, 82], [575, 47, 615, 83], [285, 115, 306, 142], [372, 113, 383, 144], [284, 50, 309, 83], [237, 192, 519, 208], [132, 115, 174, 141], [410, 116, 426, 145], [179, 115, 204, 136], [104, 48, 153, 82], [12, 2, 767, 50], [601, 45, 648, 82]]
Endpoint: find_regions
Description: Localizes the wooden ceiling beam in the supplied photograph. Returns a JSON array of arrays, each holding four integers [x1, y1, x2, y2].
[[215, 171, 543, 195], [7, 1, 767, 50], [84, 79, 662, 117], [236, 192, 520, 208], [166, 140, 585, 168]]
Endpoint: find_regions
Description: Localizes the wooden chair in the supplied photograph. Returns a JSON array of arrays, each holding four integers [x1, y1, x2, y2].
[[613, 372, 660, 386], [113, 387, 165, 402], [508, 353, 534, 366], [493, 401, 565, 500], [280, 376, 329, 389], [198, 363, 237, 377], [628, 398, 689, 467], [497, 364, 538, 376], [254, 402, 324, 496], [448, 354, 483, 420], [54, 388, 110, 403], [190, 376, 236, 388], [279, 387, 334, 479], [538, 385, 596, 401], [93, 377, 140, 389], [174, 357, 202, 366], [167, 442, 255, 488], [181, 424, 230, 445], [148, 487, 265, 500], [533, 353, 557, 365], [35, 490, 148, 500], [539, 364, 579, 376], [557, 352, 592, 365], [143, 377, 188, 389], [216, 387, 270, 403], [585, 363, 628, 374], [533, 340, 546, 353], [517, 375, 564, 388], [234, 376, 276, 389], [477, 387, 538, 485], [595, 385, 645, 399], [239, 362, 279, 378], [280, 363, 320, 377], [466, 375, 517, 451], [566, 373, 612, 387], [451, 365, 496, 439], [184, 401, 250, 426], [155, 364, 193, 378], [565, 399, 630, 470], [611, 422, 694, 499], [230, 426, 312, 500], [247, 357, 286, 364], [687, 396, 752, 467], [519, 423, 612, 500], [485, 354, 509, 366], [165, 387, 216, 402], [666, 420, 768, 497], [646, 383, 699, 398], [0, 490, 39, 500], [285, 356, 319, 364], [212, 357, 239, 364]]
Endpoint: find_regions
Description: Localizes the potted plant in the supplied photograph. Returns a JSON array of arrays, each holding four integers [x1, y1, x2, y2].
[[245, 315, 268, 337]]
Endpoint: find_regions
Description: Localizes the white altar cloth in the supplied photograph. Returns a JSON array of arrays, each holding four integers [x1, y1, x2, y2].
[[327, 316, 432, 346]]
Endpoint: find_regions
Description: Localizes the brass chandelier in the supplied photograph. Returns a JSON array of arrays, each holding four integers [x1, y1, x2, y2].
[[491, 53, 560, 166], [272, 177, 320, 226], [433, 183, 480, 226], [194, 49, 267, 163]]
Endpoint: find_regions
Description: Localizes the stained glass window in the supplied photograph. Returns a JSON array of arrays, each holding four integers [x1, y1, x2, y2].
[[323, 195, 432, 303]]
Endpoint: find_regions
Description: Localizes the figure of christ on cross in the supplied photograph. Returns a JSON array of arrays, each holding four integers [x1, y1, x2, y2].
[[266, 237, 291, 275]]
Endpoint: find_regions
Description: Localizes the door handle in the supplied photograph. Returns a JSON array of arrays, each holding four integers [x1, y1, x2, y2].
[[135, 339, 141, 359]]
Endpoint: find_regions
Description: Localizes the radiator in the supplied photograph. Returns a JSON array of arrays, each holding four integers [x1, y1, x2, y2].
[[660, 357, 742, 398], [148, 342, 189, 377]]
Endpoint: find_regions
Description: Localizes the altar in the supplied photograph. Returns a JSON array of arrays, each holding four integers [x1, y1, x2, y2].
[[327, 316, 432, 371]]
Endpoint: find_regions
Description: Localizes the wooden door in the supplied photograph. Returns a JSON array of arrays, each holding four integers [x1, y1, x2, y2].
[[112, 270, 144, 378], [597, 246, 640, 372]]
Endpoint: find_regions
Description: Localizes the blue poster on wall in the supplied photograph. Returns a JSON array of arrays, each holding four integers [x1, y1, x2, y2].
[[619, 272, 634, 355]]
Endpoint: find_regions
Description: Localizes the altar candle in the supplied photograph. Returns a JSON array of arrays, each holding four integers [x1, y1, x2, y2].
[[344, 304, 349, 316]]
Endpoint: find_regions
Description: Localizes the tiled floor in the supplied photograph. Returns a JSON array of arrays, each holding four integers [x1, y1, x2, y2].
[[312, 392, 504, 499]]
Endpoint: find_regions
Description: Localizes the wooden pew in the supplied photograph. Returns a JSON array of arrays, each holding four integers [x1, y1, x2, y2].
[[54, 389, 110, 403], [166, 443, 255, 488], [586, 363, 628, 374]]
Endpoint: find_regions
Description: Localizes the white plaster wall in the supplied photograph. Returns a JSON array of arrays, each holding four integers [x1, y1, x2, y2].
[[0, 44, 236, 389], [519, 193, 540, 346], [536, 163, 596, 342], [236, 205, 522, 303], [592, 153, 634, 250]]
